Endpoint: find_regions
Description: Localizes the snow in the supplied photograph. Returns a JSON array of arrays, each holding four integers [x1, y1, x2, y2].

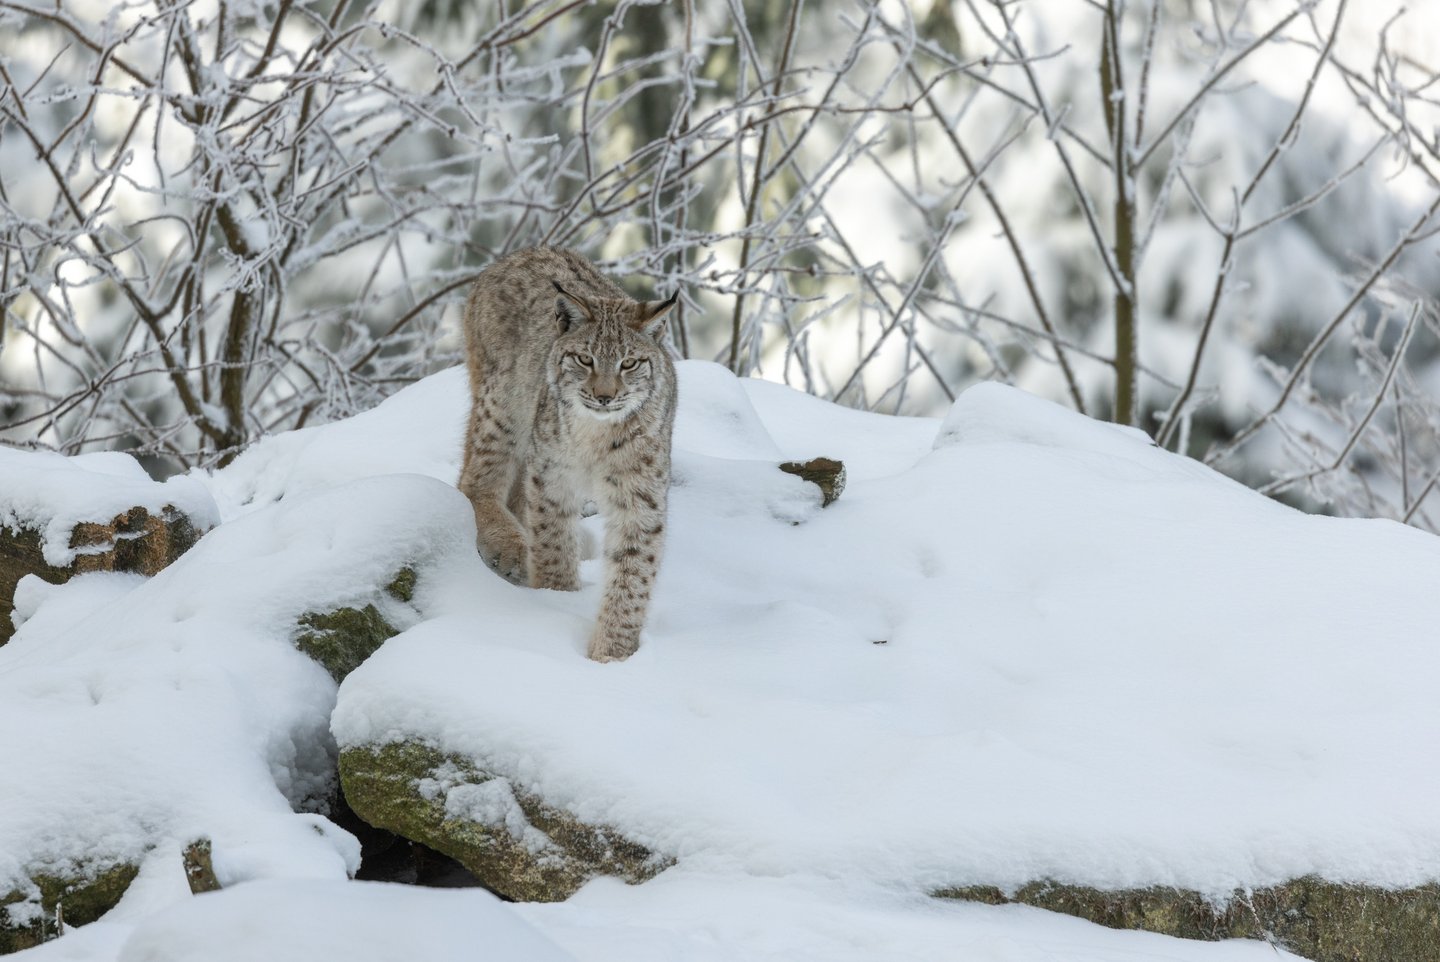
[[15, 871, 1306, 962], [4, 360, 1439, 960], [521, 870, 1309, 962], [114, 880, 575, 962], [199, 367, 469, 521], [333, 361, 1440, 897], [0, 473, 475, 904], [0, 449, 218, 566]]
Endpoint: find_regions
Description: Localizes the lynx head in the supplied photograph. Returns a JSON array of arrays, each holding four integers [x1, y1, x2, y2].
[[550, 281, 676, 420]]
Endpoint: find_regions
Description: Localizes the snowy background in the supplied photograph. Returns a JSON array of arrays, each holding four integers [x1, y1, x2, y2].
[[3, 0, 1440, 523]]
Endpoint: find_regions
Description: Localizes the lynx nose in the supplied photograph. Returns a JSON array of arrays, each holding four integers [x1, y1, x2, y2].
[[590, 372, 621, 406]]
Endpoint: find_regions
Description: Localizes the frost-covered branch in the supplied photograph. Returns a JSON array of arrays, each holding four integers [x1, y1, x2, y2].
[[4, 0, 1440, 537]]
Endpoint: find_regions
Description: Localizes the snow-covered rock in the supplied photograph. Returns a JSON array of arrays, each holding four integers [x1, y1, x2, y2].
[[0, 448, 216, 644], [339, 742, 668, 902], [943, 875, 1440, 962], [326, 363, 1440, 960], [0, 449, 217, 569], [0, 473, 473, 950]]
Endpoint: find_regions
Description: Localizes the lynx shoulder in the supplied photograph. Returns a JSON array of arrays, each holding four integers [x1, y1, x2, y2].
[[458, 246, 678, 662]]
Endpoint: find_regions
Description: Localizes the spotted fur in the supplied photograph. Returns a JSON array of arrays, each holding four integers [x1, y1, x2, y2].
[[458, 246, 677, 662]]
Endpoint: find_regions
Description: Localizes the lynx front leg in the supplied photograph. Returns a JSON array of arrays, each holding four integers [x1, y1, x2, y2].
[[459, 403, 528, 584], [588, 482, 667, 663], [525, 458, 581, 592]]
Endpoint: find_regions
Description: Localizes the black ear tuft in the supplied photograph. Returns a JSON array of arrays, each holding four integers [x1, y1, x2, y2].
[[552, 281, 592, 332], [634, 290, 679, 339]]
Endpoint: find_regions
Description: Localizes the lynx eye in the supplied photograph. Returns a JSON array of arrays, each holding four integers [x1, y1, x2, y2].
[[571, 353, 594, 368], [619, 358, 641, 371]]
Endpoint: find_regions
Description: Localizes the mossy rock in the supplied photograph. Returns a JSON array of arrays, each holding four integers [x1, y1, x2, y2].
[[1, 505, 203, 645], [0, 861, 138, 954], [292, 567, 416, 683], [936, 877, 1440, 962], [339, 742, 669, 902], [385, 567, 417, 604], [295, 604, 397, 683]]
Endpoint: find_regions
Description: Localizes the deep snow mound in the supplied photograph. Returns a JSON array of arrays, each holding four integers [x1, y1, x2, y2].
[[331, 364, 1440, 897]]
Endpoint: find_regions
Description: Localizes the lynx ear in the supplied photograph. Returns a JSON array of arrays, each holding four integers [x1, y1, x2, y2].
[[632, 291, 678, 341], [552, 281, 593, 332]]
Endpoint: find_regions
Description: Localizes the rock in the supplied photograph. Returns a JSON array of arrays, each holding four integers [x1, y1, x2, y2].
[[0, 840, 227, 953], [339, 742, 670, 902], [293, 568, 416, 683], [182, 839, 221, 895], [936, 877, 1440, 962], [0, 861, 138, 954], [385, 566, 417, 604], [295, 605, 398, 684], [778, 457, 846, 507], [1, 505, 203, 645]]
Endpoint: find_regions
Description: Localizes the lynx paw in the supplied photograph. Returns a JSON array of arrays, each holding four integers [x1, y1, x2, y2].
[[479, 532, 528, 585], [587, 628, 640, 663]]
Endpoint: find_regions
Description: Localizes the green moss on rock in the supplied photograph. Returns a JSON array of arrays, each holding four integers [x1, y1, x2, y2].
[[295, 603, 398, 683], [339, 742, 668, 902], [936, 877, 1440, 962], [385, 567, 418, 604], [0, 861, 139, 954], [293, 567, 420, 682]]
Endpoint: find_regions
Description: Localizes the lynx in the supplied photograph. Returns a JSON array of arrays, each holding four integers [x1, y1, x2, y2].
[[458, 246, 678, 662]]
